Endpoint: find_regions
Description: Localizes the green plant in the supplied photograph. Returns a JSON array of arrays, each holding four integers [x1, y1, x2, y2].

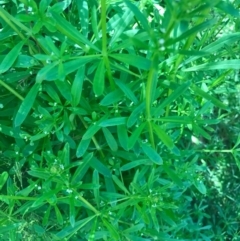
[[0, 0, 239, 240]]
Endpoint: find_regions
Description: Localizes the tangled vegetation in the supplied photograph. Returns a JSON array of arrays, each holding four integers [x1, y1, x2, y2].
[[0, 0, 239, 240]]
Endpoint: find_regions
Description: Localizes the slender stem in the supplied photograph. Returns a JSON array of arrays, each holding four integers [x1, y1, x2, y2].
[[0, 80, 24, 101], [145, 67, 156, 149], [101, 0, 115, 90], [0, 8, 25, 40]]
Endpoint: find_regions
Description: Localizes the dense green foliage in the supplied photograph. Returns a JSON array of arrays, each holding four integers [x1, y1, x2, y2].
[[0, 0, 240, 240]]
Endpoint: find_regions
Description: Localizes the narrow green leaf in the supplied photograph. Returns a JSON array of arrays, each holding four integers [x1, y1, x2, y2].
[[191, 84, 228, 110], [69, 196, 75, 227], [0, 124, 22, 138], [110, 54, 151, 70], [156, 116, 193, 124], [115, 79, 138, 104], [44, 36, 60, 56], [93, 170, 100, 208], [184, 60, 240, 71], [16, 183, 35, 196], [76, 138, 91, 158], [71, 66, 85, 107], [120, 159, 149, 171], [91, 4, 99, 40], [45, 56, 99, 81], [123, 223, 145, 234], [0, 171, 8, 190], [170, 19, 216, 44], [39, 0, 52, 13], [55, 80, 72, 101], [32, 189, 60, 208], [99, 117, 127, 127], [93, 60, 105, 96], [88, 217, 98, 241], [102, 219, 120, 241], [90, 157, 111, 177], [141, 142, 163, 165], [162, 165, 183, 187], [111, 199, 139, 211], [154, 81, 191, 116], [15, 55, 37, 68], [182, 33, 240, 66], [14, 83, 40, 127], [194, 179, 207, 195], [42, 205, 51, 226], [117, 124, 129, 151], [100, 90, 123, 106], [152, 123, 174, 150], [150, 208, 159, 231], [28, 168, 51, 180], [50, 11, 99, 52], [82, 116, 108, 140], [127, 102, 145, 128], [56, 216, 95, 239], [112, 175, 130, 194], [54, 205, 63, 225], [102, 127, 118, 151], [51, 0, 71, 13], [58, 60, 66, 81], [36, 62, 58, 82], [193, 124, 211, 140], [71, 153, 93, 184], [128, 122, 146, 149], [216, 1, 240, 17], [82, 124, 101, 140], [0, 41, 24, 74], [62, 143, 70, 166], [44, 84, 61, 103]]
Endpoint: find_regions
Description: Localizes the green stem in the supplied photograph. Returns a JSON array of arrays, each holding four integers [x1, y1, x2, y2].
[[145, 67, 156, 149], [101, 0, 115, 90], [0, 8, 25, 40], [0, 80, 24, 101]]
